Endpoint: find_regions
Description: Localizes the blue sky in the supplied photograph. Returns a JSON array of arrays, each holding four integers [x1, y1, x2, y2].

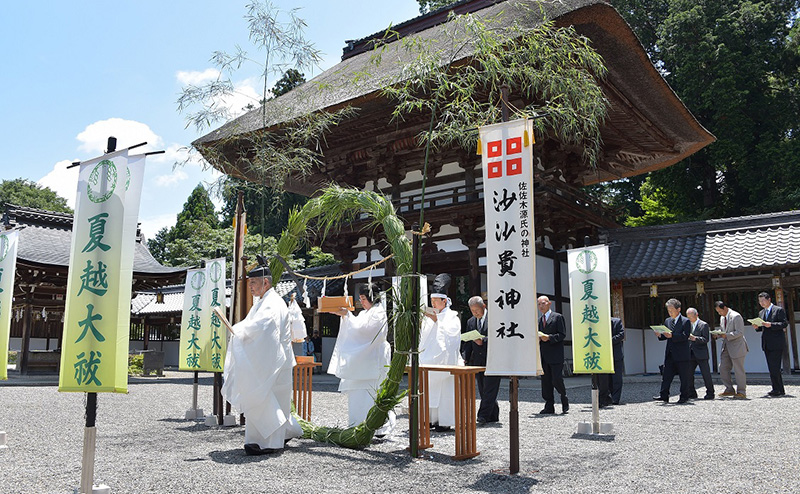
[[1, 1, 422, 239]]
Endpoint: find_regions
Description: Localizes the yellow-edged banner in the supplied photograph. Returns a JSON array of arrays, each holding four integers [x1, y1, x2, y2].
[[179, 268, 209, 371], [568, 245, 614, 374], [0, 230, 20, 380], [59, 150, 132, 393], [207, 257, 226, 371]]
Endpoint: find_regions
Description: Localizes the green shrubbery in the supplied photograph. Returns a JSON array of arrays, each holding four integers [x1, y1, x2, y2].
[[128, 354, 144, 376]]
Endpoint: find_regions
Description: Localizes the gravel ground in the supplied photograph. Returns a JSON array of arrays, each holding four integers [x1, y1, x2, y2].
[[1, 372, 799, 494]]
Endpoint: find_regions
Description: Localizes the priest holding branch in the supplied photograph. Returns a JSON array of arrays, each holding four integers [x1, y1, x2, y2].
[[221, 264, 303, 455]]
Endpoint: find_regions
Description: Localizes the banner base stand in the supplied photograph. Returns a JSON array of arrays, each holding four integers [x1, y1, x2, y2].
[[0, 430, 7, 448], [73, 484, 110, 494], [184, 408, 204, 420], [576, 421, 614, 435], [203, 414, 236, 427]]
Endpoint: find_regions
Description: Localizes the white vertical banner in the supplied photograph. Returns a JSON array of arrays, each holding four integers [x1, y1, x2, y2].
[[481, 118, 539, 376], [0, 230, 20, 381], [59, 150, 131, 393], [568, 245, 613, 374], [206, 257, 227, 371], [392, 274, 428, 317], [115, 154, 146, 383], [179, 268, 209, 371]]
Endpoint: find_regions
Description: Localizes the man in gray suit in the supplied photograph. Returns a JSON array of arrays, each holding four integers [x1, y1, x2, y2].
[[714, 301, 749, 399], [686, 308, 714, 399]]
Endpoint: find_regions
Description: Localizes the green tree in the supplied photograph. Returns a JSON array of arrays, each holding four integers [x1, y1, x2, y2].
[[623, 177, 680, 227], [150, 218, 303, 272], [417, 0, 456, 14], [270, 68, 305, 98], [148, 184, 219, 264], [0, 178, 72, 214], [612, 0, 800, 224], [219, 177, 307, 237], [306, 246, 336, 267], [173, 184, 219, 239]]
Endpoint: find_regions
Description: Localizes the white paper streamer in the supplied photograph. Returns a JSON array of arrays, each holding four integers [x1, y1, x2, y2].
[[321, 279, 327, 298], [343, 276, 348, 299], [302, 278, 311, 308]]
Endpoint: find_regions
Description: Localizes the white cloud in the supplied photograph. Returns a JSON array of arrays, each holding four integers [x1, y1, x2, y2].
[[76, 118, 164, 155], [177, 68, 262, 121], [37, 159, 79, 209], [224, 78, 262, 118], [176, 68, 220, 86], [154, 169, 189, 187]]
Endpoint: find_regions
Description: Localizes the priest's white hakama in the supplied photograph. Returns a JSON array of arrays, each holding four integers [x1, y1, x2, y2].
[[328, 303, 395, 434], [222, 288, 303, 450], [419, 306, 463, 427]]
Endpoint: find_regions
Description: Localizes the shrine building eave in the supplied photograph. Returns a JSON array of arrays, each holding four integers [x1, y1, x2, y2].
[[193, 0, 714, 186]]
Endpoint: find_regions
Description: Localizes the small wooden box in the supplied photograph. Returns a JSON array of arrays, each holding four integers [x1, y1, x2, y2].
[[317, 296, 354, 313]]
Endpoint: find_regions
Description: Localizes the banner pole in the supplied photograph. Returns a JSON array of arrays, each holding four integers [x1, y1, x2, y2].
[[79, 136, 115, 494], [409, 225, 420, 458], [498, 83, 522, 476], [591, 374, 600, 433]]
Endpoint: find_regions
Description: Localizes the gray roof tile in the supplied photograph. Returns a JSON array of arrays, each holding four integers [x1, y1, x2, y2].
[[606, 210, 800, 280]]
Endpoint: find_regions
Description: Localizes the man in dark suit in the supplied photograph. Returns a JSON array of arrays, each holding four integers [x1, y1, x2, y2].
[[686, 307, 714, 399], [537, 296, 569, 414], [753, 292, 787, 396], [463, 296, 500, 424], [598, 317, 625, 406], [652, 298, 693, 404]]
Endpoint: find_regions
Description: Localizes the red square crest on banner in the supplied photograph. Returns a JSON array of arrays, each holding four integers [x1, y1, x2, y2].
[[488, 161, 503, 178], [507, 137, 522, 155], [507, 157, 522, 176], [487, 140, 502, 158]]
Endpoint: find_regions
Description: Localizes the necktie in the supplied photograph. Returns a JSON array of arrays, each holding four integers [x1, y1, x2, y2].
[[540, 315, 546, 330], [765, 308, 771, 320]]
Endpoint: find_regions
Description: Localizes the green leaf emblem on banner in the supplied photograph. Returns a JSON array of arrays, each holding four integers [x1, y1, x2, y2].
[[190, 270, 206, 291], [0, 235, 8, 262], [87, 159, 118, 204], [209, 261, 223, 283], [576, 249, 598, 274]]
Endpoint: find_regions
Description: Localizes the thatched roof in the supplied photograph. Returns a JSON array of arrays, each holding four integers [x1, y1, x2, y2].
[[194, 0, 713, 183]]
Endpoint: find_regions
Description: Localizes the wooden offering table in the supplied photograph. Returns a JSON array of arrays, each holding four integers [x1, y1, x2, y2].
[[293, 356, 322, 421], [407, 364, 486, 460]]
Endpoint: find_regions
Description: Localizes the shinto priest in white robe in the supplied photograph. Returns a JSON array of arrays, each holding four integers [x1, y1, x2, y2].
[[222, 287, 303, 450], [328, 296, 395, 434], [419, 304, 463, 427]]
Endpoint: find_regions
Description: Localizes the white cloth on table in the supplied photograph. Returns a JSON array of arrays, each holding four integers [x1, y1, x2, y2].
[[419, 306, 463, 427], [328, 303, 394, 433], [222, 288, 302, 450]]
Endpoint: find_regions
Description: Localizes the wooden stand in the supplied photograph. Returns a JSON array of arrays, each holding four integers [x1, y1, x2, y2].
[[408, 366, 433, 451], [407, 364, 485, 460], [293, 358, 322, 421]]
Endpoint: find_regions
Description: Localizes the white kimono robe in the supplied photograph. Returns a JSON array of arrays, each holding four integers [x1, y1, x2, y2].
[[288, 298, 307, 341], [328, 303, 394, 433], [222, 288, 303, 449], [419, 306, 463, 427]]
